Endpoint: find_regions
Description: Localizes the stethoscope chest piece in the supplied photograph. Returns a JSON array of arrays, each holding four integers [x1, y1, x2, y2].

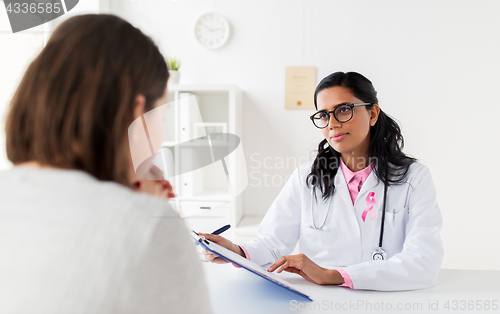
[[371, 247, 387, 260], [310, 174, 390, 261]]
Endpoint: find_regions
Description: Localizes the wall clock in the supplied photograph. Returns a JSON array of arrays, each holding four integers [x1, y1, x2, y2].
[[194, 12, 230, 49]]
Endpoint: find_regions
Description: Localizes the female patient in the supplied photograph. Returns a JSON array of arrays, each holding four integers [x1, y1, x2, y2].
[[0, 14, 210, 313]]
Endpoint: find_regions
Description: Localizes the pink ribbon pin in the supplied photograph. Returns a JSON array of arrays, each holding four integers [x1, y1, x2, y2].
[[362, 192, 377, 222]]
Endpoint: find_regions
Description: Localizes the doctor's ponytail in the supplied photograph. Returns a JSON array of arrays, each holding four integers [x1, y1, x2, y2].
[[307, 72, 417, 201]]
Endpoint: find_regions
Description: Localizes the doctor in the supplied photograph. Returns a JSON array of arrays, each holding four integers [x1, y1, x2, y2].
[[200, 71, 444, 291]]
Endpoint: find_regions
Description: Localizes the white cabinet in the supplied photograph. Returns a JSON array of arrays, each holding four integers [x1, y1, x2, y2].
[[163, 85, 244, 237]]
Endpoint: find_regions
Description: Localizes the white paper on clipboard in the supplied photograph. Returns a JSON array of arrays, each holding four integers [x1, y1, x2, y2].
[[191, 231, 312, 301]]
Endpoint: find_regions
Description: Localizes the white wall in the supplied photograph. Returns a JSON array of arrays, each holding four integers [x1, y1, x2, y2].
[[2, 0, 499, 271]]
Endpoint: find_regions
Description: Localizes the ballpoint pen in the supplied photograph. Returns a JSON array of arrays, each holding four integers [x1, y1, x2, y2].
[[191, 224, 231, 247], [211, 224, 231, 235]]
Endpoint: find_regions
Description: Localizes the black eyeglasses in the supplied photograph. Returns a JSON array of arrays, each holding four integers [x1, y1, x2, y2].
[[310, 103, 371, 128]]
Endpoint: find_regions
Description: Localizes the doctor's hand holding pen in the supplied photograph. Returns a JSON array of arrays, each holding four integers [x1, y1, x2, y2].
[[198, 233, 246, 264], [199, 231, 344, 285]]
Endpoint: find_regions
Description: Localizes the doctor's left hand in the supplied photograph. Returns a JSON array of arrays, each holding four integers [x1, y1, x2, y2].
[[267, 253, 344, 285]]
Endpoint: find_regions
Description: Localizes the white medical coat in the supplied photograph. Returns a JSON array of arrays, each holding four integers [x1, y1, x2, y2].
[[241, 161, 444, 291]]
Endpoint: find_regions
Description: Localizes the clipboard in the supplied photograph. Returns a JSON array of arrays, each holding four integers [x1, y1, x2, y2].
[[191, 231, 313, 301]]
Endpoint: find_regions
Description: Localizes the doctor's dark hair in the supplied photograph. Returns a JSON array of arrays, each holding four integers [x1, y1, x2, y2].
[[306, 72, 417, 200], [5, 14, 168, 186]]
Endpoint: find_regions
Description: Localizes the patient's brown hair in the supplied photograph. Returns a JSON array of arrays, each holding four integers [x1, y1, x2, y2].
[[5, 14, 168, 186]]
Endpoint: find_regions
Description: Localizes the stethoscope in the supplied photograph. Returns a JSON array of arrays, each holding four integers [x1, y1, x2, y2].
[[309, 182, 389, 261]]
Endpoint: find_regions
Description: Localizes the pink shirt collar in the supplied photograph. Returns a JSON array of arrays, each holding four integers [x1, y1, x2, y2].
[[339, 158, 374, 184]]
